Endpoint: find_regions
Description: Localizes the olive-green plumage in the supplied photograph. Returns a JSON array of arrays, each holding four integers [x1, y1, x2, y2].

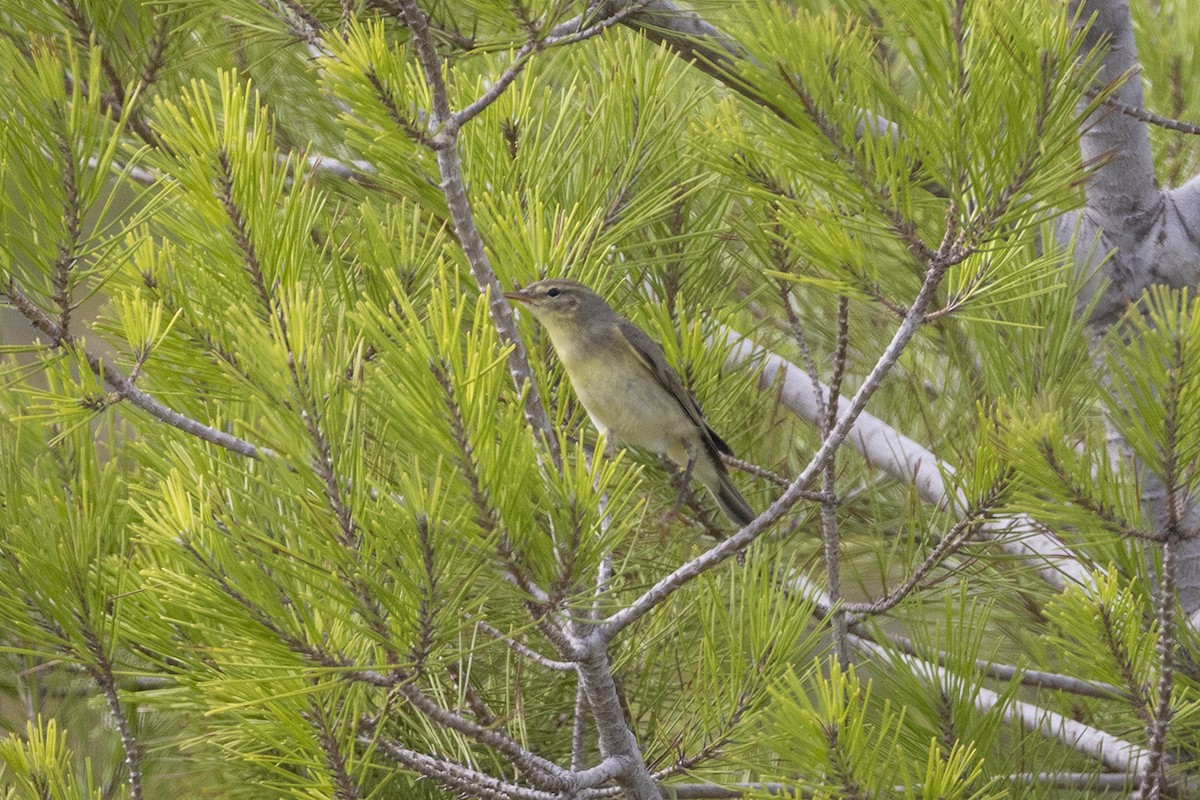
[[506, 279, 755, 527]]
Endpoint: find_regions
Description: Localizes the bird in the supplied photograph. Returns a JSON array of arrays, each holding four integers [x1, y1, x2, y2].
[[505, 278, 756, 527]]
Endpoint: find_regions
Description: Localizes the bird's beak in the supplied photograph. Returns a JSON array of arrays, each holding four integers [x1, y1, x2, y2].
[[504, 289, 532, 305]]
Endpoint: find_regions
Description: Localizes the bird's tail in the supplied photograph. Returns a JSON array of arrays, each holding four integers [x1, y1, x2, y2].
[[700, 457, 756, 528]]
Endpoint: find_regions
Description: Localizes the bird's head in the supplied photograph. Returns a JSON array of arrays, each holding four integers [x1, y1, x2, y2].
[[504, 279, 611, 332]]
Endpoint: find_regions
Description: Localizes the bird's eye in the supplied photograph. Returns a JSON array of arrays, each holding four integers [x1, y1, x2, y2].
[[546, 287, 561, 298]]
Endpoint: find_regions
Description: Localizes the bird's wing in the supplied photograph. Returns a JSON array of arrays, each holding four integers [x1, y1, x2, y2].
[[617, 317, 734, 456]]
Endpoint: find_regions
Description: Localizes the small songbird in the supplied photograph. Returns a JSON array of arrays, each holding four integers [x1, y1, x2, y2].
[[505, 278, 755, 527]]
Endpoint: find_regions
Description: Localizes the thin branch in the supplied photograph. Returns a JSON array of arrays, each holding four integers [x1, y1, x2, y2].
[[52, 130, 81, 340], [649, 682, 755, 782], [411, 515, 438, 673], [310, 700, 359, 800], [471, 619, 575, 671], [80, 624, 143, 800], [843, 473, 1011, 617], [184, 537, 576, 786], [431, 359, 547, 604], [394, 0, 562, 470], [1139, 537, 1177, 797], [822, 296, 850, 665], [1090, 90, 1200, 136], [721, 453, 820, 494], [3, 278, 268, 457], [364, 68, 438, 149], [1038, 438, 1156, 540], [363, 726, 560, 800], [135, 9, 172, 98], [391, 680, 573, 785], [452, 1, 656, 130]]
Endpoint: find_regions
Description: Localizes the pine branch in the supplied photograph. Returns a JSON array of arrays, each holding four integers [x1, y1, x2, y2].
[[254, 0, 326, 47], [470, 619, 574, 671], [648, 682, 754, 781], [55, 0, 164, 149], [843, 472, 1013, 618], [80, 624, 143, 800], [2, 278, 268, 458], [430, 358, 546, 605], [361, 725, 560, 800], [1140, 536, 1178, 797], [794, 577, 1158, 779], [364, 68, 437, 149], [411, 514, 438, 674], [452, 0, 656, 130], [135, 9, 172, 98], [309, 700, 360, 800], [822, 296, 851, 665], [1038, 437, 1156, 540], [183, 537, 576, 785], [52, 129, 81, 340], [1090, 85, 1200, 137], [593, 0, 792, 124], [390, 671, 573, 784], [394, 0, 562, 470], [636, 774, 1171, 797], [215, 149, 363, 553]]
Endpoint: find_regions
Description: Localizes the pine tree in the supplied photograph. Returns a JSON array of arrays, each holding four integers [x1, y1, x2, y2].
[[1, 1, 1198, 798]]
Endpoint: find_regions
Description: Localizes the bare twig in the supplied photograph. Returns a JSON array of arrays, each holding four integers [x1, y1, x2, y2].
[[471, 619, 574, 671], [822, 296, 850, 665], [1092, 90, 1200, 136]]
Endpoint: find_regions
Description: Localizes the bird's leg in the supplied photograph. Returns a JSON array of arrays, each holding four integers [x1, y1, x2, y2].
[[662, 456, 696, 522], [678, 456, 696, 501]]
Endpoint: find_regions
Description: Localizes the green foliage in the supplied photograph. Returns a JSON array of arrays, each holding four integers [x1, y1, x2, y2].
[[1131, 0, 1200, 184], [758, 656, 1002, 800], [0, 0, 1194, 797], [0, 718, 101, 800], [1103, 287, 1200, 498]]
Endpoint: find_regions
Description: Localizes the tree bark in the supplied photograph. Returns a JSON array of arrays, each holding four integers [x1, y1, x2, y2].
[[1060, 0, 1200, 617]]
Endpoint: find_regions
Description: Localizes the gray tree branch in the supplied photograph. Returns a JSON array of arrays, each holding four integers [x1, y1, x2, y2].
[[1060, 0, 1200, 619]]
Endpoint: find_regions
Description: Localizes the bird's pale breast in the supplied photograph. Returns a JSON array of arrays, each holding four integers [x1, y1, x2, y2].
[[554, 331, 695, 459]]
